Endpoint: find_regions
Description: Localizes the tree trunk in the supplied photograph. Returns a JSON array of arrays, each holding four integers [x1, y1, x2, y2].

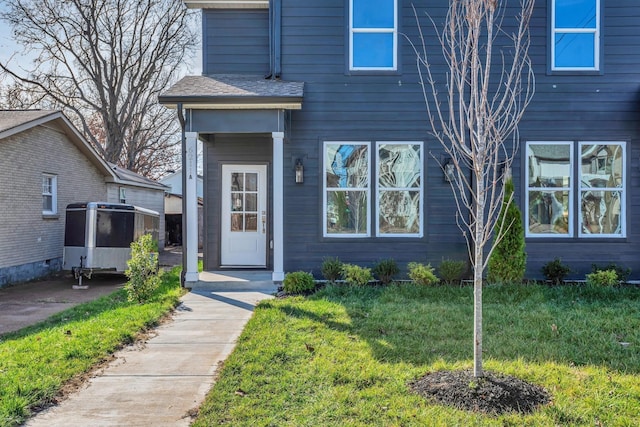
[[473, 172, 484, 378]]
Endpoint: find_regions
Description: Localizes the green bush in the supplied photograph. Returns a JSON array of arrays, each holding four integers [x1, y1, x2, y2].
[[541, 258, 571, 285], [282, 271, 316, 294], [586, 269, 619, 287], [438, 259, 467, 284], [372, 259, 400, 284], [407, 262, 439, 286], [591, 263, 631, 284], [487, 178, 526, 284], [321, 257, 343, 282], [124, 234, 160, 303], [341, 264, 373, 286]]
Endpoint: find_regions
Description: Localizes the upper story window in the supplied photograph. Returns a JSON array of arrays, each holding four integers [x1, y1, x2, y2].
[[42, 174, 57, 215], [526, 141, 625, 238], [349, 0, 397, 71], [551, 0, 600, 71]]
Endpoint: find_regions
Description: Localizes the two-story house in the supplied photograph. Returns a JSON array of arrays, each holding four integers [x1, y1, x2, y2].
[[160, 0, 640, 283]]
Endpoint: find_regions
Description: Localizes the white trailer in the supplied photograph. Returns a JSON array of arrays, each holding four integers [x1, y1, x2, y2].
[[63, 202, 159, 286]]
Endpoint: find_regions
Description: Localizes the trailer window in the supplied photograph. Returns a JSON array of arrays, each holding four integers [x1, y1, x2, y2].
[[64, 210, 86, 247], [96, 211, 135, 248]]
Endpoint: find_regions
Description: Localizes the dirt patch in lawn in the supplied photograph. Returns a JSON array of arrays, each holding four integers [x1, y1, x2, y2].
[[410, 369, 551, 415]]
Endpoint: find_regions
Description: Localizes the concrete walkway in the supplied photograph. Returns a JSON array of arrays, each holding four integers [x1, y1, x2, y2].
[[25, 271, 277, 427]]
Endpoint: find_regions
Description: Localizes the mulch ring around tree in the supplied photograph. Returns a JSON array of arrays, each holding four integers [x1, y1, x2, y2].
[[409, 369, 551, 415]]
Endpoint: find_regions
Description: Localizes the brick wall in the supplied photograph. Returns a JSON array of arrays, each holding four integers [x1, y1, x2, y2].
[[0, 123, 107, 284]]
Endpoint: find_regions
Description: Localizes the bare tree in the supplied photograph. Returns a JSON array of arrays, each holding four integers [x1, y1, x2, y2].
[[412, 0, 535, 377], [0, 0, 196, 176]]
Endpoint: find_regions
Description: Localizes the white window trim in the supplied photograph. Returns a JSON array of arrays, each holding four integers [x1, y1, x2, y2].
[[551, 0, 600, 71], [349, 0, 398, 71], [42, 173, 58, 215], [323, 141, 371, 238], [375, 141, 424, 238], [578, 141, 626, 238], [525, 141, 574, 238], [526, 140, 626, 239], [119, 187, 127, 204]]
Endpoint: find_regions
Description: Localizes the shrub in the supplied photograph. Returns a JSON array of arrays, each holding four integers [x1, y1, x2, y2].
[[591, 263, 631, 284], [586, 269, 619, 287], [408, 262, 439, 286], [438, 259, 467, 284], [321, 257, 343, 282], [124, 234, 160, 303], [282, 271, 316, 294], [541, 258, 571, 285], [341, 264, 373, 286], [487, 178, 526, 284], [372, 259, 400, 284]]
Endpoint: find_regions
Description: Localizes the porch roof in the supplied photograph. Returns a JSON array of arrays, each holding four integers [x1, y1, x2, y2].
[[159, 74, 304, 110]]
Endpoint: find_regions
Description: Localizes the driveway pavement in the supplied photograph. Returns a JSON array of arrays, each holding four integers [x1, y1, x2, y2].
[[0, 245, 188, 336], [0, 274, 123, 335]]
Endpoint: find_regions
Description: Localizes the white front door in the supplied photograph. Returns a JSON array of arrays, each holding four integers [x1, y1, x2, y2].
[[221, 164, 268, 266]]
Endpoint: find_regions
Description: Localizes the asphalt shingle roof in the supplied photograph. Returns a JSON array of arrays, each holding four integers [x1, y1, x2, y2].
[[159, 74, 304, 101], [0, 110, 59, 135]]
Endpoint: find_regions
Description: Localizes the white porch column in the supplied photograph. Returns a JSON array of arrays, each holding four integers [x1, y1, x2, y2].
[[184, 131, 199, 284], [272, 131, 285, 281]]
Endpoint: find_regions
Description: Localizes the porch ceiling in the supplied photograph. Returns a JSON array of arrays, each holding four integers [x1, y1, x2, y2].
[[159, 74, 304, 110]]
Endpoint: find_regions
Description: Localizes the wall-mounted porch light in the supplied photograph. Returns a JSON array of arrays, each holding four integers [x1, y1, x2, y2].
[[295, 159, 304, 184], [443, 158, 455, 182]]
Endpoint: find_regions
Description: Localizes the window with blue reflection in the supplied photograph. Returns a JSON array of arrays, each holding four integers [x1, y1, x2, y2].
[[552, 0, 599, 70], [555, 0, 596, 28], [350, 0, 396, 70]]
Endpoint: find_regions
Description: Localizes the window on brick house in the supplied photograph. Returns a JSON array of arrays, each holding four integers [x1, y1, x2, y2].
[[42, 174, 57, 215]]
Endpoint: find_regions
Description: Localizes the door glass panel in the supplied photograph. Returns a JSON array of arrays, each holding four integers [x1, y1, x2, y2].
[[246, 214, 258, 231], [231, 173, 244, 191], [246, 193, 257, 211], [246, 173, 258, 191], [231, 213, 243, 231], [231, 193, 243, 211]]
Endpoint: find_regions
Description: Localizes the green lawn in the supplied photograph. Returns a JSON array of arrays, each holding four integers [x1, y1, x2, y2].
[[193, 283, 640, 426], [0, 269, 183, 427]]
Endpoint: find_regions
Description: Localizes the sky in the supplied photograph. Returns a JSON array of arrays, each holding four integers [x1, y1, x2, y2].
[[0, 4, 202, 80]]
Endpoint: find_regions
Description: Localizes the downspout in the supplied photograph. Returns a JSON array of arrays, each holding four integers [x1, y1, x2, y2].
[[273, 0, 281, 78], [268, 0, 282, 79], [177, 102, 187, 288]]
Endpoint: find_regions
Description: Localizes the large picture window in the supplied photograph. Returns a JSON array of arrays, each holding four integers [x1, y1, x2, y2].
[[324, 141, 423, 238], [551, 0, 600, 71], [324, 142, 371, 237], [377, 142, 423, 236], [349, 0, 397, 71], [526, 141, 625, 238]]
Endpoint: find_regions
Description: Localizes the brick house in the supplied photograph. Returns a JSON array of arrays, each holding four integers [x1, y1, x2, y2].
[[0, 110, 166, 286]]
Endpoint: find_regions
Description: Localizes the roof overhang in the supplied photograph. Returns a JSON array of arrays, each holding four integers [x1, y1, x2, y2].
[[0, 110, 116, 180], [159, 75, 304, 111], [183, 1, 268, 9], [160, 97, 303, 110]]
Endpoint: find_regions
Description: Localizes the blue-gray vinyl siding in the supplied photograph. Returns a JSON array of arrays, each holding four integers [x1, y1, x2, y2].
[[203, 9, 270, 75], [200, 0, 640, 280]]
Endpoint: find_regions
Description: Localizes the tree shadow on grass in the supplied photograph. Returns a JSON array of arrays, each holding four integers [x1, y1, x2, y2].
[[268, 283, 640, 374]]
